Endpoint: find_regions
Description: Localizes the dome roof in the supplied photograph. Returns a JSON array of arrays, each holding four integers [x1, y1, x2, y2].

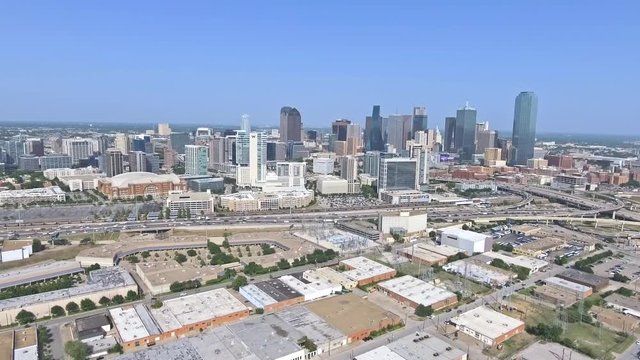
[[110, 172, 180, 188]]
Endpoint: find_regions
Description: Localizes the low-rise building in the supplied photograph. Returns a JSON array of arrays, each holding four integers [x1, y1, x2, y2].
[[278, 275, 341, 301], [219, 189, 314, 212], [75, 314, 112, 343], [335, 221, 382, 242], [605, 293, 640, 318], [533, 285, 578, 306], [378, 211, 428, 235], [0, 260, 84, 290], [443, 259, 514, 287], [454, 182, 497, 192], [239, 279, 305, 312], [165, 191, 215, 214], [543, 276, 592, 299], [449, 307, 525, 346], [135, 261, 225, 295], [339, 256, 397, 286], [512, 237, 566, 257], [440, 228, 492, 255], [186, 177, 224, 193], [591, 306, 640, 332], [276, 306, 348, 356], [397, 244, 448, 266], [0, 327, 38, 360], [355, 331, 467, 360], [97, 172, 186, 199], [110, 305, 162, 350], [306, 293, 402, 343], [0, 240, 33, 263], [377, 275, 458, 310], [302, 267, 358, 290], [0, 267, 138, 326], [557, 269, 610, 291], [316, 175, 349, 194], [482, 252, 548, 274], [379, 190, 430, 205], [313, 158, 335, 175], [0, 186, 66, 205], [59, 173, 105, 191]]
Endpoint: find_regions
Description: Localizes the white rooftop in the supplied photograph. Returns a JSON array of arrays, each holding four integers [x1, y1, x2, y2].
[[340, 256, 395, 282], [150, 288, 248, 332], [450, 306, 523, 340], [278, 275, 340, 296], [378, 275, 457, 308], [356, 346, 405, 360], [239, 284, 277, 308], [109, 307, 152, 343], [441, 228, 488, 242], [545, 276, 591, 294], [483, 251, 548, 271]]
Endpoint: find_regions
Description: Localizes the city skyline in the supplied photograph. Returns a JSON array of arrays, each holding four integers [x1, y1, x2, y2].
[[1, 2, 639, 134]]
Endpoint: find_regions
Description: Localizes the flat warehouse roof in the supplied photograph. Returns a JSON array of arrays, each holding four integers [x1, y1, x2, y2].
[[558, 269, 609, 287], [388, 332, 467, 360], [441, 228, 488, 242], [253, 279, 303, 302], [0, 260, 84, 290], [378, 275, 457, 308], [115, 339, 204, 360], [450, 306, 523, 340], [110, 307, 155, 343], [275, 306, 346, 345], [150, 288, 248, 332], [189, 326, 261, 360], [0, 331, 12, 360], [545, 276, 591, 293], [482, 252, 548, 270], [227, 315, 304, 360], [340, 256, 395, 281], [356, 346, 405, 360], [413, 243, 462, 257]]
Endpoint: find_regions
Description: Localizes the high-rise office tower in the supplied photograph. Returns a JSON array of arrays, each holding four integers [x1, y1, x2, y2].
[[240, 114, 251, 133], [184, 145, 209, 176], [40, 155, 72, 170], [145, 153, 160, 174], [128, 151, 147, 173], [235, 131, 251, 166], [476, 124, 497, 154], [454, 102, 477, 161], [279, 106, 302, 142], [378, 157, 417, 194], [511, 91, 538, 165], [339, 156, 358, 193], [443, 117, 456, 152], [306, 130, 318, 141], [25, 138, 44, 156], [114, 133, 129, 154], [365, 105, 384, 152], [157, 123, 171, 136], [170, 132, 190, 154], [385, 114, 412, 152], [346, 123, 361, 155], [208, 137, 226, 166], [105, 149, 124, 177], [412, 106, 428, 138], [236, 132, 266, 186], [62, 138, 93, 165], [332, 119, 351, 141]]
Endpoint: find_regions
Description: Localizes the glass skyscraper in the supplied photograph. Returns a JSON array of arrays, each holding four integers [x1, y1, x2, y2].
[[378, 158, 417, 193], [454, 103, 477, 162], [511, 91, 538, 165], [365, 105, 384, 151]]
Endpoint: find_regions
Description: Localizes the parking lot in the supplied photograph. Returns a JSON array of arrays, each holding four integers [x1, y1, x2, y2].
[[592, 254, 640, 283], [315, 194, 381, 209]]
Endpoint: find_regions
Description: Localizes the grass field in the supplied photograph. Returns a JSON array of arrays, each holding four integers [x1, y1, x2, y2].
[[0, 244, 90, 271], [484, 333, 537, 360], [66, 231, 121, 241]]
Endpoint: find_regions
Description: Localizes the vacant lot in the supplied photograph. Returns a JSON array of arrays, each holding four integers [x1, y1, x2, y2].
[[0, 244, 91, 271]]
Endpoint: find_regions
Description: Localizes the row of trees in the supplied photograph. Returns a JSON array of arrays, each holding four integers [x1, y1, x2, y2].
[[573, 250, 613, 273], [489, 258, 529, 280], [169, 279, 201, 293], [0, 275, 77, 300]]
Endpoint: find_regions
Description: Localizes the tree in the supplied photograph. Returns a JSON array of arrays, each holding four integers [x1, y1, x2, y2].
[[525, 323, 563, 342], [231, 275, 248, 290], [150, 299, 163, 309], [80, 298, 97, 311], [107, 343, 124, 354], [174, 253, 188, 264], [298, 336, 318, 352], [66, 301, 80, 314], [85, 263, 101, 274], [224, 268, 237, 279], [99, 296, 111, 307], [126, 290, 140, 301], [32, 238, 44, 252], [187, 249, 197, 257], [613, 273, 630, 283], [16, 309, 36, 324], [141, 251, 151, 258], [461, 224, 470, 230], [616, 287, 634, 297], [428, 231, 436, 239], [51, 305, 66, 317], [112, 294, 125, 304], [126, 255, 139, 264], [254, 308, 264, 314], [65, 341, 89, 360], [277, 258, 291, 270], [414, 304, 434, 317]]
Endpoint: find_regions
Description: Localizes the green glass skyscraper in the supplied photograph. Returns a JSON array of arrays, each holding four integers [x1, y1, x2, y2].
[[454, 102, 477, 162], [511, 91, 538, 165]]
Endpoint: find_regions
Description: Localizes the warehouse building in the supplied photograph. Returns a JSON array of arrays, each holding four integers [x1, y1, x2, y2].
[[239, 279, 304, 312], [278, 275, 341, 301], [0, 186, 66, 205], [276, 306, 348, 355], [135, 261, 226, 295], [377, 275, 458, 310], [302, 267, 358, 290], [440, 228, 492, 255], [543, 276, 592, 299], [482, 251, 548, 274], [339, 256, 397, 286], [226, 314, 307, 360], [355, 331, 467, 360], [533, 285, 579, 306], [557, 269, 610, 291], [449, 307, 524, 346], [0, 327, 38, 360], [378, 211, 428, 235], [0, 240, 33, 263], [149, 288, 250, 336], [512, 237, 566, 257], [591, 306, 640, 332], [443, 259, 514, 287], [75, 314, 112, 343], [414, 242, 464, 258], [110, 305, 162, 351], [397, 244, 448, 266], [0, 267, 138, 326], [306, 293, 402, 343]]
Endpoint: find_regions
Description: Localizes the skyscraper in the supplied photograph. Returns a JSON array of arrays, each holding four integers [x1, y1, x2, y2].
[[170, 132, 190, 154], [378, 157, 417, 194], [339, 156, 358, 193], [454, 102, 477, 162], [105, 149, 124, 177], [511, 91, 538, 165], [128, 151, 147, 172], [412, 106, 428, 138], [184, 145, 209, 176], [365, 105, 384, 151], [385, 114, 412, 152], [240, 114, 251, 133], [157, 123, 171, 136], [443, 117, 456, 152], [62, 138, 93, 165], [279, 107, 302, 142], [235, 132, 266, 186], [332, 119, 350, 141]]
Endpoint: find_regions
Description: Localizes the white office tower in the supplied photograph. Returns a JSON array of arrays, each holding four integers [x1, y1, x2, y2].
[[312, 158, 334, 175], [276, 162, 306, 187], [236, 132, 266, 186], [114, 133, 130, 154], [184, 145, 209, 175], [62, 138, 93, 165], [409, 145, 429, 190], [339, 156, 359, 193], [241, 114, 251, 133]]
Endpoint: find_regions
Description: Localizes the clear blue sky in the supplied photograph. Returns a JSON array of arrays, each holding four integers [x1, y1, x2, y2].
[[1, 1, 638, 134]]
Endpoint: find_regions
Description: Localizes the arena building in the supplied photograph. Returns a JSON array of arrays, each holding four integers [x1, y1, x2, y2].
[[97, 172, 186, 199]]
